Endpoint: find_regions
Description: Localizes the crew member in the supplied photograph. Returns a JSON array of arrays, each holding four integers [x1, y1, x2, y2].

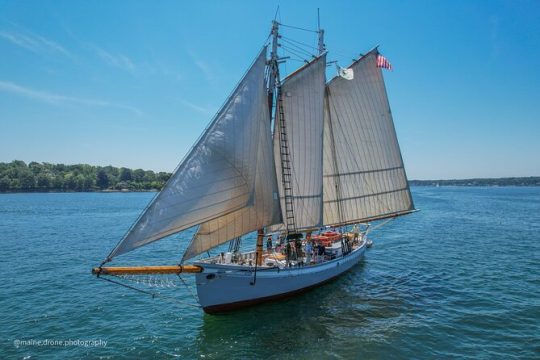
[[266, 234, 273, 253]]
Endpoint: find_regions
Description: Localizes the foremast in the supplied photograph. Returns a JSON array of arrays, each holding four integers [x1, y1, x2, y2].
[[258, 20, 297, 266]]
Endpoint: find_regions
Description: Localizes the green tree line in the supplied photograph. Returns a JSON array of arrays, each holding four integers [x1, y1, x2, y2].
[[0, 161, 171, 192]]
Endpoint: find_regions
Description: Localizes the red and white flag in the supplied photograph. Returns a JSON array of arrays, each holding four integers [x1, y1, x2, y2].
[[376, 54, 393, 71]]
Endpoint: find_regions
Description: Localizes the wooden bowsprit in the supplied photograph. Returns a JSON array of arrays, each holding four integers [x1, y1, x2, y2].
[[92, 265, 203, 276]]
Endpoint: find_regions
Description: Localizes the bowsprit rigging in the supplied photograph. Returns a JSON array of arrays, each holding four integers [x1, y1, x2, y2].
[[92, 15, 416, 314]]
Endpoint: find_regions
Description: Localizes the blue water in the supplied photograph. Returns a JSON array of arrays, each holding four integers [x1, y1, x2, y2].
[[1, 187, 539, 359]]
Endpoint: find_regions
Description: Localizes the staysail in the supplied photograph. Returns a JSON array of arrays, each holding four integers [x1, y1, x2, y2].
[[182, 94, 282, 261], [272, 54, 327, 231], [108, 48, 270, 259], [322, 49, 414, 226]]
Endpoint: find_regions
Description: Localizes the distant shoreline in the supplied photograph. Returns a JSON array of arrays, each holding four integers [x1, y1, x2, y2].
[[1, 161, 538, 193], [409, 177, 540, 187], [1, 181, 539, 194], [0, 161, 170, 193]]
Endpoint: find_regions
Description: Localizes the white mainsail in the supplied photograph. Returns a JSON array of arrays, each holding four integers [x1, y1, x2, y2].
[[108, 48, 269, 259], [323, 49, 414, 226], [272, 54, 327, 231]]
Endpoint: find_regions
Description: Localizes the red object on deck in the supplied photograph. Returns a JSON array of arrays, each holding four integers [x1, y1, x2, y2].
[[312, 232, 342, 246], [322, 232, 341, 242]]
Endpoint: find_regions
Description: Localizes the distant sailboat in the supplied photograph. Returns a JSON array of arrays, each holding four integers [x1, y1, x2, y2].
[[92, 20, 415, 313]]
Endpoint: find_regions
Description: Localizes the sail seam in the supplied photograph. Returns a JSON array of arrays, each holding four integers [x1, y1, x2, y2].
[[323, 187, 409, 204], [143, 196, 250, 235], [153, 184, 250, 212], [323, 166, 404, 178], [277, 194, 321, 199], [325, 209, 416, 228]]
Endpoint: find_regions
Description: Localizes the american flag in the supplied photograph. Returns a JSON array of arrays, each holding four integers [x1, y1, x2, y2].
[[376, 54, 393, 70]]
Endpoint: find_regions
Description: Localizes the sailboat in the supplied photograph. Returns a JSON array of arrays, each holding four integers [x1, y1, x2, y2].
[[92, 20, 415, 313]]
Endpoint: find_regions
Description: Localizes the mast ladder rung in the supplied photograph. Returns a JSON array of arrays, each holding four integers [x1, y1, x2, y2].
[[276, 90, 297, 233]]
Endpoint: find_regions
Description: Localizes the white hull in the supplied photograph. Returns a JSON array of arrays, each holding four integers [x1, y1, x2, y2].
[[194, 241, 366, 313]]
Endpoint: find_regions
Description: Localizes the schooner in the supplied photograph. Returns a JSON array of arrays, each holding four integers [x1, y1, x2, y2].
[[92, 20, 415, 313]]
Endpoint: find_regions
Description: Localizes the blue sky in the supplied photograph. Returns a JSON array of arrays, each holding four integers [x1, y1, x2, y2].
[[0, 0, 538, 180]]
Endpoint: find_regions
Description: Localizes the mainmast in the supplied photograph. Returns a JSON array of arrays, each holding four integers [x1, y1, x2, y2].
[[317, 8, 325, 55]]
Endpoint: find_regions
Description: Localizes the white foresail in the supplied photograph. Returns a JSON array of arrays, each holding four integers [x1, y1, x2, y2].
[[183, 98, 282, 260], [108, 48, 269, 259], [273, 55, 327, 231], [323, 49, 414, 226]]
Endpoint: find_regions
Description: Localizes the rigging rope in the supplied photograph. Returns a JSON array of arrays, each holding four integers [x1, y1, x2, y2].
[[281, 36, 319, 52], [280, 44, 311, 63], [98, 274, 201, 308], [286, 58, 310, 63], [280, 38, 317, 57], [367, 217, 395, 234], [177, 274, 199, 304], [279, 22, 318, 33]]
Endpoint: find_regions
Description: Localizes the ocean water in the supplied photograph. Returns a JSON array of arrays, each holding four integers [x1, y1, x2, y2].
[[0, 187, 539, 359]]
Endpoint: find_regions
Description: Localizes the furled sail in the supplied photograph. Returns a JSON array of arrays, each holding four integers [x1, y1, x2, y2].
[[182, 98, 282, 261], [273, 54, 327, 231], [323, 49, 414, 226], [108, 48, 269, 259]]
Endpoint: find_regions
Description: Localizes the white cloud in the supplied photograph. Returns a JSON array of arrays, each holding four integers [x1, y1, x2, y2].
[[94, 46, 136, 72], [0, 80, 142, 116], [187, 50, 214, 82], [181, 99, 214, 115], [0, 30, 73, 58]]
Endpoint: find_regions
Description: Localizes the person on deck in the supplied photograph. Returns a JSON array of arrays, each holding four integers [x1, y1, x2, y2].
[[305, 240, 312, 264], [295, 239, 302, 258], [266, 235, 273, 253], [290, 241, 297, 260], [352, 224, 360, 244], [286, 241, 294, 262], [317, 242, 325, 263]]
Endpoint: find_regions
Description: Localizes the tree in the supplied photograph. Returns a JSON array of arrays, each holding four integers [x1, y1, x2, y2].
[[19, 169, 35, 190], [143, 170, 156, 182], [115, 181, 128, 190], [96, 169, 109, 189], [54, 163, 66, 173], [10, 160, 26, 168], [83, 176, 95, 190], [157, 172, 170, 182], [119, 167, 132, 182], [74, 174, 85, 191], [36, 173, 51, 190], [133, 168, 145, 182], [0, 176, 10, 191], [149, 181, 162, 190], [29, 161, 43, 175], [52, 175, 64, 190], [64, 173, 76, 191]]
